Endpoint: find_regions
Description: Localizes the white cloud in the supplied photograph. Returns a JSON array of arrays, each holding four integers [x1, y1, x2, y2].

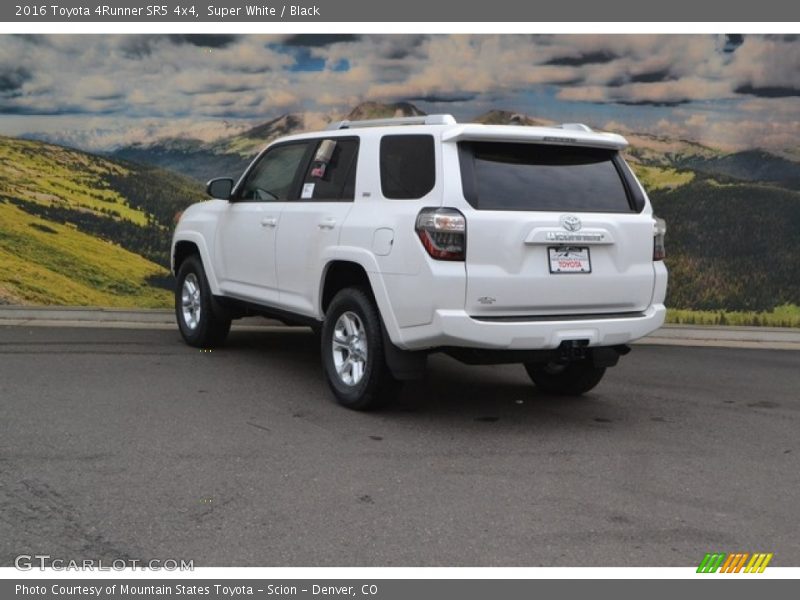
[[727, 36, 800, 92], [0, 34, 797, 152], [606, 113, 800, 152], [558, 78, 732, 105]]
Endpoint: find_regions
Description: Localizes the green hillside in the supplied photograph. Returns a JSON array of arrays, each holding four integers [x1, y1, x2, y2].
[[680, 150, 800, 189], [0, 136, 202, 307], [5, 107, 800, 321], [628, 163, 695, 191], [650, 178, 800, 312], [0, 137, 146, 224]]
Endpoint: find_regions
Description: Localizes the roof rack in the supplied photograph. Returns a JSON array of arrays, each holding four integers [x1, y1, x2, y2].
[[560, 123, 593, 132], [326, 114, 456, 130]]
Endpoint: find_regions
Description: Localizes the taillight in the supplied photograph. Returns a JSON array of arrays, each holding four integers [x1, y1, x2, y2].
[[415, 208, 466, 261], [653, 217, 666, 261]]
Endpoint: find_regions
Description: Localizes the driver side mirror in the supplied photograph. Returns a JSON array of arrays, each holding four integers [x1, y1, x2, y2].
[[206, 177, 234, 200]]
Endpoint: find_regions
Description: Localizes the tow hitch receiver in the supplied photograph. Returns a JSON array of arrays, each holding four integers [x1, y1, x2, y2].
[[557, 341, 630, 368], [558, 340, 589, 361]]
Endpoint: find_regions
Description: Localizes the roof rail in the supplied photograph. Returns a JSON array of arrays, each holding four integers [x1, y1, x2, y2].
[[326, 114, 456, 130], [560, 123, 593, 133]]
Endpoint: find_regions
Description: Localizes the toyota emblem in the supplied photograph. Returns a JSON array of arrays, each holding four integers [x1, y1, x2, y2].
[[560, 214, 582, 232]]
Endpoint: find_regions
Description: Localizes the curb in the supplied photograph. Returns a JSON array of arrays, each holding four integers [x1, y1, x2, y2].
[[1, 306, 799, 350], [637, 322, 800, 349], [634, 335, 800, 351], [0, 306, 175, 323], [0, 306, 279, 329]]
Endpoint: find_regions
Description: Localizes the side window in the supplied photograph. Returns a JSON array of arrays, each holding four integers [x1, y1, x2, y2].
[[379, 134, 435, 199], [298, 138, 359, 202], [237, 142, 309, 202]]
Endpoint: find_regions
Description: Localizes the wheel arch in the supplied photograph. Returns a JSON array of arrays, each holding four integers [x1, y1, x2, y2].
[[173, 240, 199, 273], [171, 232, 221, 295], [318, 253, 403, 346]]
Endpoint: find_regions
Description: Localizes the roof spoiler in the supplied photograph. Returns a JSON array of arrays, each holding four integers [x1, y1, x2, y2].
[[441, 124, 628, 150]]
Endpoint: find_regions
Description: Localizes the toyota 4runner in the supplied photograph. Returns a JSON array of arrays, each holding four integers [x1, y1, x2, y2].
[[171, 114, 667, 410]]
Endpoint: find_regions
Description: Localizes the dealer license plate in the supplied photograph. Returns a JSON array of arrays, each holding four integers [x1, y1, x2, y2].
[[548, 246, 591, 274]]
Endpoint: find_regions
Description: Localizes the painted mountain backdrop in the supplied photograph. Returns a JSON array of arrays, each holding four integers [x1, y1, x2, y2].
[[1, 34, 797, 321], [1, 100, 799, 321]]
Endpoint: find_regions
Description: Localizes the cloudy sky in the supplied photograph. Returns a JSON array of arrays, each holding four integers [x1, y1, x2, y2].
[[0, 34, 797, 152]]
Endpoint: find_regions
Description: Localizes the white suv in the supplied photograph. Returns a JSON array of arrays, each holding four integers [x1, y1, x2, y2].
[[172, 114, 667, 410]]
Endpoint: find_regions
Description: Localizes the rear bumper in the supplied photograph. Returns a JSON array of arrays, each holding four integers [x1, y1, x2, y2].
[[395, 304, 666, 351]]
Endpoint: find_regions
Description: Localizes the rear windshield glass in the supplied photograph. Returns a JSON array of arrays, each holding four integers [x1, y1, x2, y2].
[[459, 142, 633, 212]]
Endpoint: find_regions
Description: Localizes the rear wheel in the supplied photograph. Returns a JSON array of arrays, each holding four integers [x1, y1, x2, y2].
[[175, 254, 231, 348], [524, 360, 606, 396], [321, 287, 399, 410]]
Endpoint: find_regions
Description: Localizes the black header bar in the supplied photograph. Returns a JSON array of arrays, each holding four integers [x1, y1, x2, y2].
[[3, 0, 799, 23]]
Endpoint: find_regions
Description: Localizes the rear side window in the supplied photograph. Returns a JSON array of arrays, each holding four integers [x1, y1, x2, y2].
[[459, 142, 634, 212], [299, 138, 359, 201], [380, 135, 435, 199]]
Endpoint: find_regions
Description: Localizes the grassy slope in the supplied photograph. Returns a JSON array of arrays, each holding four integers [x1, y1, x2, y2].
[[629, 163, 695, 191], [0, 200, 170, 306], [666, 304, 800, 328], [0, 136, 175, 307], [0, 136, 148, 225]]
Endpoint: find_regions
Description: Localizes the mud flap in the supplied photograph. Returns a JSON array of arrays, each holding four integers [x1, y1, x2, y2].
[[380, 323, 427, 380]]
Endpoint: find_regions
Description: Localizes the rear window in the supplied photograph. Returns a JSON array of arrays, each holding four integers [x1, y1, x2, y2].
[[459, 142, 634, 212], [380, 135, 435, 199]]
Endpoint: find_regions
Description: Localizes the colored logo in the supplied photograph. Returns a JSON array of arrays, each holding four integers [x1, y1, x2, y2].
[[697, 552, 773, 573]]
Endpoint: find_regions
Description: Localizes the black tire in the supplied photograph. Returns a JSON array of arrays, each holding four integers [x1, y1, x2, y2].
[[175, 254, 231, 348], [321, 287, 399, 410], [524, 360, 606, 396]]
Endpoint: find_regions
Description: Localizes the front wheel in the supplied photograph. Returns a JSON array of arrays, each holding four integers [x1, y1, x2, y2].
[[175, 255, 231, 348], [524, 360, 606, 396], [321, 287, 399, 410]]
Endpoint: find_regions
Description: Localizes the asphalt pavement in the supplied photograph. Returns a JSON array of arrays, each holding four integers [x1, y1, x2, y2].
[[0, 324, 798, 567]]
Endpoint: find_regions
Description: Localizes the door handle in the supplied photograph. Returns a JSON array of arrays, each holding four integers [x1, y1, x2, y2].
[[260, 217, 278, 228], [318, 218, 336, 230]]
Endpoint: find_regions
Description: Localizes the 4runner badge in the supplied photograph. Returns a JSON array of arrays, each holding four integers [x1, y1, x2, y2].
[[560, 214, 582, 232]]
